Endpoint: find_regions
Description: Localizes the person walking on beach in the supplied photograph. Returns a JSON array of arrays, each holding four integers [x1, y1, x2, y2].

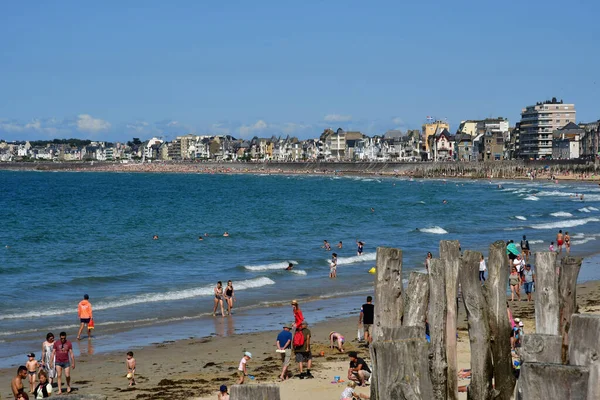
[[509, 267, 521, 302], [359, 296, 374, 344], [557, 230, 564, 254], [11, 366, 28, 399], [77, 294, 93, 340], [523, 264, 535, 302], [213, 281, 225, 317], [50, 331, 75, 394], [276, 324, 293, 381], [126, 351, 136, 387], [479, 255, 487, 283], [565, 231, 571, 254], [25, 353, 39, 394], [347, 351, 371, 387], [224, 280, 235, 315], [330, 253, 338, 279], [291, 300, 304, 330], [520, 235, 530, 262], [294, 321, 313, 379], [237, 352, 252, 384], [40, 333, 55, 384]]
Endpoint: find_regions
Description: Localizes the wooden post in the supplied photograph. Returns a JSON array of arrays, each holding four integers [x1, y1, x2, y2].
[[373, 247, 404, 341], [230, 384, 281, 400], [440, 240, 460, 400], [519, 363, 589, 399], [558, 256, 583, 364], [428, 258, 447, 400], [484, 240, 515, 399], [534, 252, 559, 335], [403, 271, 429, 329], [459, 251, 493, 400], [520, 334, 562, 363], [586, 362, 600, 400], [370, 339, 434, 400], [568, 314, 600, 366]]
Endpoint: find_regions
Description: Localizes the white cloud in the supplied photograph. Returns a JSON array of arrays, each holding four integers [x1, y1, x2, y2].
[[324, 114, 352, 122], [392, 117, 404, 125], [0, 120, 25, 132], [125, 121, 150, 133], [76, 114, 111, 132], [238, 120, 269, 137]]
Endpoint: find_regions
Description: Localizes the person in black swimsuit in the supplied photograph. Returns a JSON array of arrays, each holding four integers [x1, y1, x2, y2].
[[356, 240, 364, 256], [224, 280, 235, 316]]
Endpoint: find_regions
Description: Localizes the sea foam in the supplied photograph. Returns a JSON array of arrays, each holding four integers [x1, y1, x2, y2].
[[529, 217, 600, 230], [244, 261, 298, 271], [524, 195, 539, 201], [334, 252, 377, 265], [550, 212, 573, 217], [419, 226, 448, 234], [515, 216, 527, 221]]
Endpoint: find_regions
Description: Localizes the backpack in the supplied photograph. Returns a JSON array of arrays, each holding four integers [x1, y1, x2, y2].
[[293, 330, 305, 348]]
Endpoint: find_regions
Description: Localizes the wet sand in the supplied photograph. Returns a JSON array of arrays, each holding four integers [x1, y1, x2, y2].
[[3, 279, 600, 400]]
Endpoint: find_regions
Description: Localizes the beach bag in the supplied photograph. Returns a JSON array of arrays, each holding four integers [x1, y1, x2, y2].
[[357, 327, 364, 341], [88, 318, 95, 330], [293, 330, 305, 348]]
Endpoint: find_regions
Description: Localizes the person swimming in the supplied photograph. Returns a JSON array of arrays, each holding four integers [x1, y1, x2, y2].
[[286, 262, 294, 271], [223, 232, 230, 237], [152, 235, 159, 240]]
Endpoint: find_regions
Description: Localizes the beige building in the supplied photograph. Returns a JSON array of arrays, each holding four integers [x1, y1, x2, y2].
[[519, 98, 576, 159], [422, 120, 450, 154]]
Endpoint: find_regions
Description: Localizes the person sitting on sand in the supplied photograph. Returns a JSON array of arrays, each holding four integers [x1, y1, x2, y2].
[[218, 384, 229, 400], [340, 381, 370, 400], [347, 351, 371, 387], [329, 331, 345, 352]]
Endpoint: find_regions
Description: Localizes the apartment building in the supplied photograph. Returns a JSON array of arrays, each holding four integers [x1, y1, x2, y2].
[[422, 120, 450, 156], [518, 98, 576, 159]]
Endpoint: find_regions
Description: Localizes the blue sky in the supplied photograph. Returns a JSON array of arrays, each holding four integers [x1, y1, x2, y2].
[[1, 1, 598, 142]]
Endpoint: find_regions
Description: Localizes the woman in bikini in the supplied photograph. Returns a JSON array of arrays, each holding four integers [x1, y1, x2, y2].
[[329, 331, 345, 352], [425, 252, 433, 272], [565, 231, 571, 254], [224, 280, 235, 315], [213, 281, 225, 317]]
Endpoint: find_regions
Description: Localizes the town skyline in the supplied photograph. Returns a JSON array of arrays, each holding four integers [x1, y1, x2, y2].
[[1, 1, 599, 142]]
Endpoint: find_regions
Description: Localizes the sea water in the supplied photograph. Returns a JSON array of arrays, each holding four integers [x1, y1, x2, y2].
[[1, 171, 600, 367]]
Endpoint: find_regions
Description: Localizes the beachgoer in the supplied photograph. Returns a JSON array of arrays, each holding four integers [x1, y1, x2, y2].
[[33, 371, 52, 399], [11, 366, 28, 399], [291, 300, 304, 330], [356, 240, 364, 256], [77, 294, 93, 340], [337, 241, 343, 249], [198, 236, 203, 241], [126, 351, 136, 387], [218, 384, 229, 400], [359, 296, 374, 344], [224, 280, 235, 315], [523, 264, 535, 302], [347, 351, 371, 387], [509, 267, 521, 301], [223, 232, 229, 237], [340, 381, 370, 400], [323, 240, 331, 251], [294, 321, 313, 378], [285, 262, 294, 271], [370, 207, 375, 213], [425, 252, 432, 272], [237, 352, 252, 384], [50, 331, 75, 394], [329, 331, 345, 352], [276, 325, 293, 381], [40, 333, 55, 384], [25, 353, 39, 394], [479, 255, 487, 283], [152, 235, 158, 240], [213, 281, 225, 317], [549, 242, 555, 252], [565, 231, 571, 254], [330, 253, 338, 278], [442, 199, 448, 204], [521, 235, 530, 262], [557, 230, 564, 254], [16, 393, 29, 400]]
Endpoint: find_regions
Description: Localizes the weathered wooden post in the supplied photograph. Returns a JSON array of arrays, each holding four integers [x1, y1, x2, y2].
[[441, 240, 460, 400], [568, 314, 600, 367], [428, 257, 447, 400], [403, 271, 429, 330], [459, 251, 493, 400], [230, 384, 281, 399], [484, 240, 515, 399], [586, 362, 600, 400], [373, 247, 404, 341], [519, 363, 589, 399], [521, 334, 563, 363], [558, 256, 583, 364], [534, 252, 559, 335]]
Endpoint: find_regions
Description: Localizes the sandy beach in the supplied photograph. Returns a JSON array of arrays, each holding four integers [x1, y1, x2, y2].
[[3, 279, 600, 400]]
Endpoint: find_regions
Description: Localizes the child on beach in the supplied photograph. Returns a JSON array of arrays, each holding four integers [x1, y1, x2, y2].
[[340, 381, 370, 400], [126, 351, 136, 387], [218, 384, 229, 400], [237, 352, 252, 384], [329, 331, 345, 352], [549, 242, 555, 252], [26, 353, 39, 394]]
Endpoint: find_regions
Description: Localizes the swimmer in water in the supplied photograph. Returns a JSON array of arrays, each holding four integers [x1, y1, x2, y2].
[[286, 262, 294, 271], [153, 235, 159, 240], [356, 240, 364, 256], [322, 240, 331, 251], [337, 241, 343, 249], [223, 232, 229, 237], [442, 199, 448, 204], [370, 208, 375, 213], [198, 236, 203, 241]]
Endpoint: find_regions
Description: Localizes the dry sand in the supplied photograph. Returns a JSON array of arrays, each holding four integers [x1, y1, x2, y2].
[[3, 280, 600, 400]]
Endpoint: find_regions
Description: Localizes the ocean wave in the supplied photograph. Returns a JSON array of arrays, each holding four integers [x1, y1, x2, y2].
[[579, 207, 591, 213], [572, 237, 597, 246], [0, 318, 159, 337], [529, 217, 600, 230], [529, 240, 544, 244], [244, 261, 298, 271], [524, 196, 539, 201], [290, 269, 307, 276], [550, 212, 573, 217], [537, 190, 574, 197], [515, 216, 527, 221], [335, 253, 377, 265], [419, 226, 448, 234], [0, 277, 275, 321], [589, 207, 599, 211]]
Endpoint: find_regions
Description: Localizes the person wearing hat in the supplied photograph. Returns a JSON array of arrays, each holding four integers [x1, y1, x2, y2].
[[25, 353, 39, 394], [218, 384, 229, 400], [237, 351, 252, 384], [77, 294, 93, 340], [276, 324, 293, 381], [294, 320, 313, 379]]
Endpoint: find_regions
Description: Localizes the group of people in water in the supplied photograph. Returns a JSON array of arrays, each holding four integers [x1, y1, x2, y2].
[[322, 239, 365, 279]]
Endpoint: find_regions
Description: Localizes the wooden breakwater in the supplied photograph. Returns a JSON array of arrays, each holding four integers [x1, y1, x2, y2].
[[0, 160, 598, 179]]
